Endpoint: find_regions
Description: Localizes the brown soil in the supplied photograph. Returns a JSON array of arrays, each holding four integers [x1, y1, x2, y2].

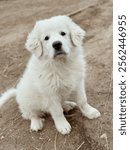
[[0, 0, 112, 150]]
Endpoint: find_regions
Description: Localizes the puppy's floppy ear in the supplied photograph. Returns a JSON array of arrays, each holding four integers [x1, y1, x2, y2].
[[70, 21, 86, 46], [25, 21, 43, 57]]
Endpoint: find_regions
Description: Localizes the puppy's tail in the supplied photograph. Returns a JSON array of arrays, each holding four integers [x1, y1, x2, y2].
[[0, 88, 16, 108]]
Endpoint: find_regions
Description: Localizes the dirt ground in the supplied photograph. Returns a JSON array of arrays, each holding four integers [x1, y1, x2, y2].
[[0, 0, 112, 150]]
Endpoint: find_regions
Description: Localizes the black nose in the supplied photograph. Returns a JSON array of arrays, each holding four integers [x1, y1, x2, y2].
[[52, 41, 62, 50]]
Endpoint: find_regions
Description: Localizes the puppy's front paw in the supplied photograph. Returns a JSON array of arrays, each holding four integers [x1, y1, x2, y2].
[[55, 119, 71, 135], [83, 105, 101, 119], [31, 118, 44, 132]]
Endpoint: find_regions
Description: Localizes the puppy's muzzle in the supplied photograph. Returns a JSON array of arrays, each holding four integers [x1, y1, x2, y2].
[[53, 41, 66, 58]]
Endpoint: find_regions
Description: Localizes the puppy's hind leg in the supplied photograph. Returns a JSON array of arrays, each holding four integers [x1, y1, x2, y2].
[[75, 81, 101, 119], [63, 101, 77, 112], [19, 106, 44, 132]]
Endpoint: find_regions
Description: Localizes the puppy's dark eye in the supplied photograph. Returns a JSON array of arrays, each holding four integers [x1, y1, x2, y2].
[[44, 36, 49, 40], [60, 32, 66, 36]]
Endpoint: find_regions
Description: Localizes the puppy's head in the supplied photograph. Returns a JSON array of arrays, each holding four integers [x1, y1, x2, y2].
[[25, 15, 86, 60]]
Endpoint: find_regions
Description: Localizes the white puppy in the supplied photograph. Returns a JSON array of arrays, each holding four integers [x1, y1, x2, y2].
[[0, 15, 100, 135]]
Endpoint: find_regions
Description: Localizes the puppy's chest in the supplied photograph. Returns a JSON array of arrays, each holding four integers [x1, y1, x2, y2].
[[39, 70, 80, 93], [50, 73, 77, 91]]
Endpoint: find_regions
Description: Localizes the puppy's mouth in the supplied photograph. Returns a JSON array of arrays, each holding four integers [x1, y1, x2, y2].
[[54, 50, 66, 58]]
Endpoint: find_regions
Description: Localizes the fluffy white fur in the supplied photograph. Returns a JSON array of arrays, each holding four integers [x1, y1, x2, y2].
[[0, 15, 100, 134]]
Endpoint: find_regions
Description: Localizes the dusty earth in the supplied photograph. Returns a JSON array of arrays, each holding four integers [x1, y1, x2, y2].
[[0, 0, 112, 150]]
